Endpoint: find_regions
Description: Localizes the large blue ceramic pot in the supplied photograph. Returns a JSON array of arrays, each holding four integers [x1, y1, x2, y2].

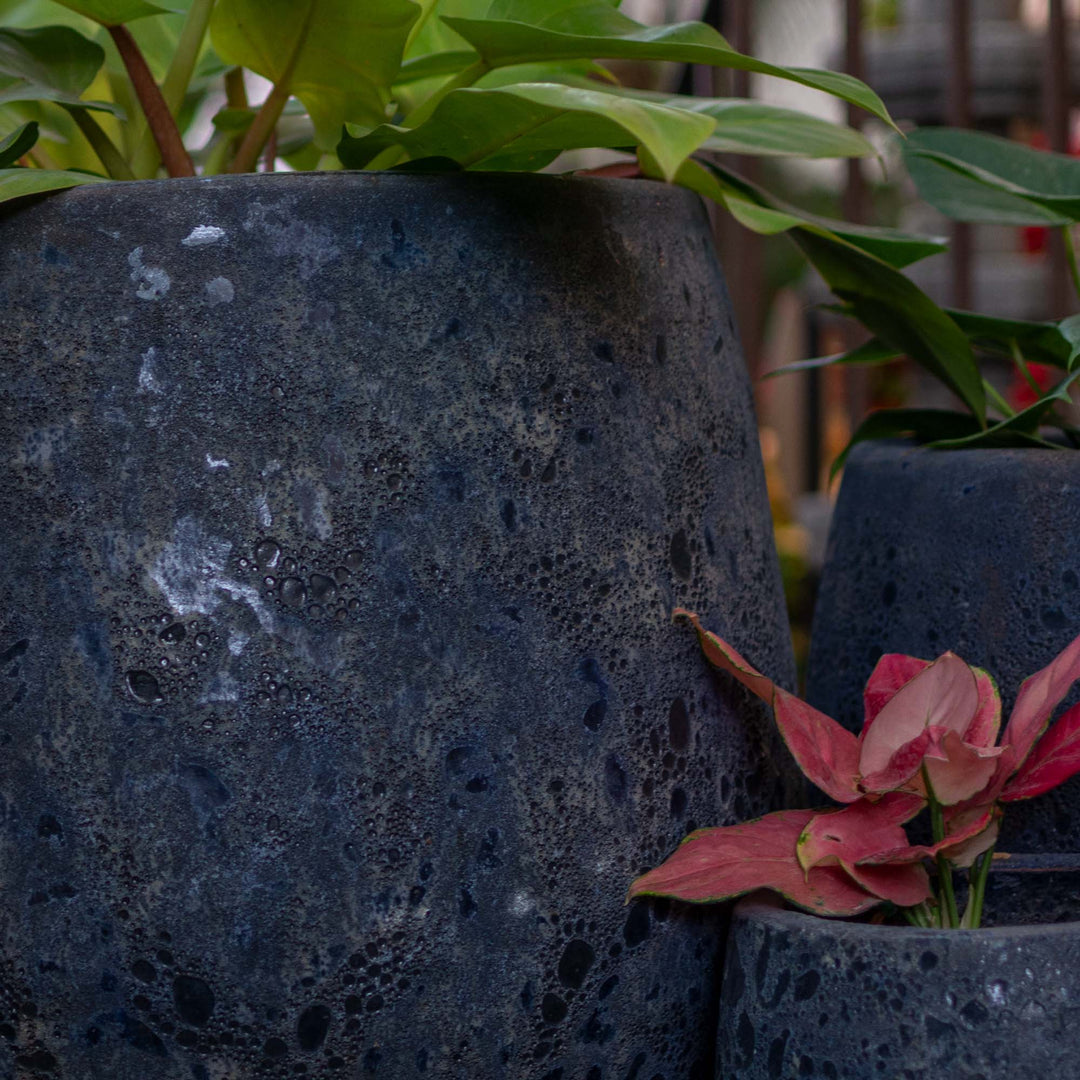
[[0, 173, 797, 1078]]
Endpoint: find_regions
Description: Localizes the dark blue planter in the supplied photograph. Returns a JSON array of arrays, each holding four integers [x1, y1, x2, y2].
[[0, 173, 797, 1078], [807, 440, 1080, 852], [718, 872, 1080, 1079]]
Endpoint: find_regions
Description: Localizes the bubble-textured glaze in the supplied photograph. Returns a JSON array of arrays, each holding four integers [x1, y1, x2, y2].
[[808, 440, 1080, 852], [718, 886, 1080, 1079], [0, 172, 796, 1078]]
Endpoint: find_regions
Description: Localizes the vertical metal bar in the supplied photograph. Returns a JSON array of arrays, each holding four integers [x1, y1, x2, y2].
[[719, 0, 763, 378], [947, 0, 973, 311], [1045, 0, 1071, 315], [842, 0, 866, 225]]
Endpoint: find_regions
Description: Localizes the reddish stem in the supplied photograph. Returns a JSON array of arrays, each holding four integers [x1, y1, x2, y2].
[[108, 24, 194, 178]]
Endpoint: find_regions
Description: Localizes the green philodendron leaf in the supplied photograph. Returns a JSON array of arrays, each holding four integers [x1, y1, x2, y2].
[[341, 81, 715, 180], [0, 118, 38, 165], [1058, 313, 1080, 371], [795, 228, 986, 420], [396, 49, 479, 83], [618, 91, 873, 158], [0, 164, 106, 204], [211, 0, 422, 147], [928, 370, 1080, 449], [697, 158, 946, 268], [948, 310, 1074, 369], [0, 25, 120, 114], [904, 127, 1080, 224], [48, 0, 166, 24], [832, 409, 985, 476], [765, 337, 902, 379], [443, 6, 897, 129]]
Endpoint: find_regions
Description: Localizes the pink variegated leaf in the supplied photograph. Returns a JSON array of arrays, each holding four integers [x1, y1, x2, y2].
[[862, 654, 931, 735], [627, 809, 882, 916], [922, 728, 1003, 806], [860, 806, 995, 866], [965, 667, 1002, 748], [797, 792, 925, 873], [941, 805, 1002, 868], [842, 861, 932, 907], [998, 631, 1080, 782], [1001, 701, 1080, 802], [675, 610, 861, 803], [859, 653, 979, 778], [860, 727, 935, 795]]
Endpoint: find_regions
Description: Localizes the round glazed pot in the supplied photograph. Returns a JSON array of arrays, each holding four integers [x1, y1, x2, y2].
[[807, 440, 1080, 852], [0, 173, 798, 1078], [718, 880, 1080, 1079]]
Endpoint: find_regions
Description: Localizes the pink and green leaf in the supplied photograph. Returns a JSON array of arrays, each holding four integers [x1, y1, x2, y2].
[[862, 654, 930, 734], [858, 653, 979, 777], [998, 631, 1080, 780], [1001, 701, 1080, 801], [675, 609, 861, 802], [842, 861, 932, 907], [627, 809, 882, 916], [797, 792, 924, 873]]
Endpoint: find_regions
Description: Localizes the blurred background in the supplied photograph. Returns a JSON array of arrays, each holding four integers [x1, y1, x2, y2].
[[623, 0, 1080, 670]]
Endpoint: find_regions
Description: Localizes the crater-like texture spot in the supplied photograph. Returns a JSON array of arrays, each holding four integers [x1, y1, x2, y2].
[[668, 697, 689, 750], [173, 974, 214, 1026], [670, 528, 692, 581], [297, 1004, 331, 1051], [557, 939, 595, 989]]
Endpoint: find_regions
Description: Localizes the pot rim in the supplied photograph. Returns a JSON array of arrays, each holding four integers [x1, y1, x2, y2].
[[0, 168, 685, 215], [733, 888, 1080, 939]]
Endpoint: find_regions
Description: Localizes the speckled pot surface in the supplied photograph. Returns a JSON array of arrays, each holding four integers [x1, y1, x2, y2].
[[718, 884, 1080, 1080], [807, 440, 1080, 853], [0, 173, 798, 1079]]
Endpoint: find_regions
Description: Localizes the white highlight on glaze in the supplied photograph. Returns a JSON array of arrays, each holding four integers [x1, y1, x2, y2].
[[227, 630, 249, 656], [205, 276, 235, 305], [986, 981, 1008, 1006], [138, 347, 165, 395], [150, 517, 274, 634], [256, 495, 272, 528], [508, 892, 533, 916], [199, 671, 239, 704], [182, 224, 225, 247], [243, 198, 340, 280], [205, 454, 230, 469], [127, 246, 170, 300]]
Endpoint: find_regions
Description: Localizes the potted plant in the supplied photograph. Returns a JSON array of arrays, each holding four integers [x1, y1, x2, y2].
[[0, 1, 924, 1076], [631, 611, 1080, 1077], [776, 129, 1080, 854]]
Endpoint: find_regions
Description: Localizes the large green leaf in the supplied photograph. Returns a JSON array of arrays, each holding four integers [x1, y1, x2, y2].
[[832, 409, 985, 475], [904, 127, 1080, 224], [617, 94, 873, 158], [0, 25, 120, 114], [766, 337, 903, 378], [211, 0, 422, 146], [795, 228, 985, 419], [948, 310, 1074, 369], [0, 118, 37, 165], [692, 158, 946, 268], [442, 5, 896, 129], [341, 81, 715, 180], [928, 371, 1080, 448], [0, 164, 106, 203], [47, 0, 166, 24]]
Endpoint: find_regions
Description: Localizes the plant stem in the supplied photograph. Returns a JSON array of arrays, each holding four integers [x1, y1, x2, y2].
[[225, 67, 249, 110], [924, 767, 960, 929], [1064, 226, 1080, 306], [64, 106, 135, 180], [131, 0, 215, 178], [983, 378, 1016, 419], [1010, 339, 1044, 399], [108, 24, 194, 178], [227, 1, 318, 175], [965, 846, 995, 930]]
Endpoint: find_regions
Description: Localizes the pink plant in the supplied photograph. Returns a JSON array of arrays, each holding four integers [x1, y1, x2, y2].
[[628, 611, 1080, 927]]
